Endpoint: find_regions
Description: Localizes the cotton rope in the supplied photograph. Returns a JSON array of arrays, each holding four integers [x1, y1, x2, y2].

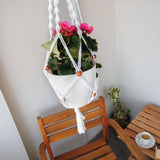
[[48, 0, 54, 40], [45, 0, 98, 134]]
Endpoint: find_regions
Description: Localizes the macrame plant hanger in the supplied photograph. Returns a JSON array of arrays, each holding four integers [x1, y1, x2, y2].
[[45, 0, 99, 134]]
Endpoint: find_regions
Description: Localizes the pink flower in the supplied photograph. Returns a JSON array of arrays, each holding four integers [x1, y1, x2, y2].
[[59, 21, 77, 36], [80, 23, 94, 34], [87, 26, 93, 34], [65, 30, 73, 36], [72, 25, 77, 32], [59, 21, 71, 30], [52, 29, 57, 36]]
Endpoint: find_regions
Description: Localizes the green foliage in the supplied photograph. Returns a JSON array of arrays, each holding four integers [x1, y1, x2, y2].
[[83, 34, 98, 52], [42, 33, 101, 75], [107, 88, 131, 120], [96, 63, 102, 69], [81, 59, 92, 71]]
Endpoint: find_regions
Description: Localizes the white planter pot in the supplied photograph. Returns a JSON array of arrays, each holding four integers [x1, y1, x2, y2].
[[46, 65, 97, 109]]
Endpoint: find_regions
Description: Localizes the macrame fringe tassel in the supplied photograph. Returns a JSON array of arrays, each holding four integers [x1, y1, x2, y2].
[[74, 108, 86, 134]]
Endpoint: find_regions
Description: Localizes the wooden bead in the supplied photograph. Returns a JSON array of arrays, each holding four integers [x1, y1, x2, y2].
[[60, 98, 65, 103], [93, 93, 97, 97], [94, 54, 97, 59], [76, 71, 82, 77], [45, 66, 50, 70]]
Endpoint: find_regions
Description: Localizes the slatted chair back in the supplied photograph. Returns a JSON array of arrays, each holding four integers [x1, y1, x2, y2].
[[37, 96, 108, 160]]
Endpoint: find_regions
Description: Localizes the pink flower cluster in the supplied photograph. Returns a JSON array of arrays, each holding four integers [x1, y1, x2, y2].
[[52, 21, 94, 37], [79, 23, 94, 34], [59, 21, 77, 36]]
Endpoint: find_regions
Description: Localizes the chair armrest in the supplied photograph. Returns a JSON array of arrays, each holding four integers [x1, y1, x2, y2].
[[39, 142, 48, 160], [108, 119, 149, 160]]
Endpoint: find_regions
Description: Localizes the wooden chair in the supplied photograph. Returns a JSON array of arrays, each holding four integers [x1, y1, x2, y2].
[[37, 96, 148, 160]]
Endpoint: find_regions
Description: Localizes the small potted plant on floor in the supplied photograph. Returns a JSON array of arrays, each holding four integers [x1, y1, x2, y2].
[[107, 88, 131, 128]]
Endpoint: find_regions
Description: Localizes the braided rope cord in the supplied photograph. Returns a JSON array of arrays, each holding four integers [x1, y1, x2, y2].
[[75, 0, 83, 23], [48, 0, 54, 40]]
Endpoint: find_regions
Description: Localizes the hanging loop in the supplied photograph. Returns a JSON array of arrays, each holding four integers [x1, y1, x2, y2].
[[54, 0, 60, 32], [48, 0, 54, 40]]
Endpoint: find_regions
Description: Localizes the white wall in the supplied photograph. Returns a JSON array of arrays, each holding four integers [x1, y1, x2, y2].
[[116, 0, 160, 118], [0, 90, 29, 160], [0, 0, 117, 159]]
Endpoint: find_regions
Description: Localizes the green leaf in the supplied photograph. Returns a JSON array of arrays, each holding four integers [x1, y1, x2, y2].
[[81, 59, 92, 71], [60, 49, 68, 57], [57, 66, 74, 75], [48, 57, 58, 71], [64, 36, 70, 45], [41, 40, 53, 51], [69, 48, 79, 59], [41, 40, 60, 56], [57, 36, 71, 52], [82, 40, 90, 53], [96, 63, 102, 68], [57, 60, 74, 75], [68, 34, 80, 49], [82, 41, 91, 58], [82, 52, 90, 58], [52, 42, 60, 56], [57, 38, 64, 52], [84, 35, 98, 52]]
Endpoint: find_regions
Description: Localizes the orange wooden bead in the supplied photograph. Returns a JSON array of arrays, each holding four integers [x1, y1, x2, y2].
[[60, 98, 65, 103], [76, 71, 82, 77], [93, 93, 97, 97], [45, 66, 50, 70], [94, 54, 97, 59]]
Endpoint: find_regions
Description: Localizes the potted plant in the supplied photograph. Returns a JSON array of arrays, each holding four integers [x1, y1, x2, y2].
[[41, 21, 102, 108], [107, 88, 131, 128], [42, 21, 102, 75]]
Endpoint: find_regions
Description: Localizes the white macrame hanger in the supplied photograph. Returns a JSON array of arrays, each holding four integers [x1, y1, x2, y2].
[[45, 0, 98, 134]]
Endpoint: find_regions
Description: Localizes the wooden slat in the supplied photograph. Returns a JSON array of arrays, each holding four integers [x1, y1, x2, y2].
[[48, 117, 103, 143], [97, 152, 117, 160], [127, 123, 160, 144], [42, 100, 101, 125], [75, 145, 111, 160], [125, 128, 137, 139], [43, 109, 75, 126], [131, 119, 160, 138], [143, 108, 160, 119], [45, 109, 102, 134], [146, 104, 160, 113], [135, 115, 160, 131], [139, 111, 160, 125], [55, 138, 106, 160]]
